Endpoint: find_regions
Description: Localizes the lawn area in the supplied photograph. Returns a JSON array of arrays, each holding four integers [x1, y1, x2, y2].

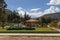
[[0, 30, 59, 33], [0, 27, 59, 33], [0, 28, 7, 31], [35, 27, 54, 31]]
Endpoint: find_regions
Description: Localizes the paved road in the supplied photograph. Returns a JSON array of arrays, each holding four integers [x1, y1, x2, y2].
[[0, 35, 60, 40], [0, 33, 60, 40]]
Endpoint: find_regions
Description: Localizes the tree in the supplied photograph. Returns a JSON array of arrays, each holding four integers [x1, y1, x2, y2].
[[24, 12, 31, 21], [8, 10, 20, 23], [40, 17, 53, 27], [0, 0, 7, 28], [40, 17, 45, 27]]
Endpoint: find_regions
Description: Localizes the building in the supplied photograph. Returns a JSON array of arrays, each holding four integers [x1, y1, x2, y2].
[[24, 19, 39, 28]]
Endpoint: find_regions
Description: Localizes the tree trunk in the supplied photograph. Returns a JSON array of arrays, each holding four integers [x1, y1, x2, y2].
[[1, 21, 5, 28]]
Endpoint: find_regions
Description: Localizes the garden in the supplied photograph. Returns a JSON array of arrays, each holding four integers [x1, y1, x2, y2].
[[0, 25, 59, 33]]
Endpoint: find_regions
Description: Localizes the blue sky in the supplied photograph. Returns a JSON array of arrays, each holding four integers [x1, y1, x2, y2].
[[5, 0, 49, 11], [5, 0, 60, 18]]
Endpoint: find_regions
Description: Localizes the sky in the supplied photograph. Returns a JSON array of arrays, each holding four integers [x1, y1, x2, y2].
[[5, 0, 60, 18]]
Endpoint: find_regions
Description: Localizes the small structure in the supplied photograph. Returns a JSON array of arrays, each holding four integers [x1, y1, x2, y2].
[[24, 19, 39, 27]]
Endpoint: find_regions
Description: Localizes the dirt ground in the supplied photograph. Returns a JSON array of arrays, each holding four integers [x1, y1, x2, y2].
[[0, 35, 60, 40]]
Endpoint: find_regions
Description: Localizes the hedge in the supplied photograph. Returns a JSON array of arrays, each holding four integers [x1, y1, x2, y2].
[[7, 27, 35, 30]]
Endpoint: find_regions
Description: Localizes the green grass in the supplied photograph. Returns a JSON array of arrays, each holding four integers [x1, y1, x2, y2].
[[0, 26, 59, 33], [0, 29, 59, 33], [35, 27, 54, 31], [0, 30, 59, 33], [0, 28, 7, 31]]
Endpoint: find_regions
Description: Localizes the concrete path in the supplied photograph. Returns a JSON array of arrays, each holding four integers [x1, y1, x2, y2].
[[0, 35, 60, 40], [0, 33, 60, 36], [48, 25, 60, 32], [0, 33, 60, 40]]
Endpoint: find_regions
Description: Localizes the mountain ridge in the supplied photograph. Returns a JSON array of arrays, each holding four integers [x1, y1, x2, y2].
[[40, 12, 60, 20]]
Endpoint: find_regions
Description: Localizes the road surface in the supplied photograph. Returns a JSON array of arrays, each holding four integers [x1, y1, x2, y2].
[[0, 33, 60, 36], [0, 33, 60, 40]]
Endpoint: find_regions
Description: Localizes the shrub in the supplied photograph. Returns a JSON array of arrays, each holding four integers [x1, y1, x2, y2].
[[7, 27, 35, 30]]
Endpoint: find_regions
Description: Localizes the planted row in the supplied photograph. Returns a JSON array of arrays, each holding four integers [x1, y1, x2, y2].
[[7, 27, 35, 30]]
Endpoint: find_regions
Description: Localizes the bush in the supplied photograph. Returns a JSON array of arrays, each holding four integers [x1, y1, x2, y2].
[[7, 27, 35, 30], [24, 27, 35, 30]]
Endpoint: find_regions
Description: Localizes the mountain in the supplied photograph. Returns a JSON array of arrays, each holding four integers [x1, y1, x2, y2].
[[40, 12, 60, 20]]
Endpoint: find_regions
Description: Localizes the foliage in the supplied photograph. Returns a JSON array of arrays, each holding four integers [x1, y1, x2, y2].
[[7, 10, 20, 23], [7, 26, 35, 30], [0, 0, 7, 28], [0, 26, 59, 33], [7, 11, 31, 23], [39, 17, 58, 27], [49, 20, 60, 28], [23, 12, 31, 21]]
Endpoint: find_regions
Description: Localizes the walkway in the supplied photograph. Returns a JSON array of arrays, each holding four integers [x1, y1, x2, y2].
[[48, 25, 60, 32], [0, 34, 60, 40]]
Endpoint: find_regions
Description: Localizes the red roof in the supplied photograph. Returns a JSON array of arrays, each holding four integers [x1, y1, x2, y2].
[[26, 19, 38, 22]]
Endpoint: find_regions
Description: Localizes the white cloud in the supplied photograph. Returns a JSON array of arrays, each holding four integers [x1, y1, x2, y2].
[[44, 6, 60, 14], [17, 7, 29, 15], [17, 6, 60, 18], [17, 7, 42, 18], [17, 7, 23, 10], [47, 0, 60, 5], [29, 12, 43, 18], [30, 8, 40, 12]]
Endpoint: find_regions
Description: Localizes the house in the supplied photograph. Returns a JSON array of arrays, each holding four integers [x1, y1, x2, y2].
[[24, 19, 39, 28]]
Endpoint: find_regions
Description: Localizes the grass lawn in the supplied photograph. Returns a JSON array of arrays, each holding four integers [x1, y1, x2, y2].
[[36, 27, 54, 31], [0, 30, 59, 33], [0, 27, 59, 33], [0, 28, 7, 31]]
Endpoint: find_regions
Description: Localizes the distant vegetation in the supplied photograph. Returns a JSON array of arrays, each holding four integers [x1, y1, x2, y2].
[[36, 11, 60, 28], [49, 20, 60, 29], [0, 0, 31, 28]]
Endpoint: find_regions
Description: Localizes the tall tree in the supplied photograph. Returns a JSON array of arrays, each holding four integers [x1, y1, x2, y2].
[[24, 12, 31, 21], [0, 0, 7, 28], [40, 17, 54, 27], [8, 10, 21, 23]]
